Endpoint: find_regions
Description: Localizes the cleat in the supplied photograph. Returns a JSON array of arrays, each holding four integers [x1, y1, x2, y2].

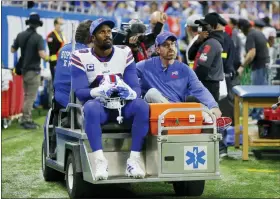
[[125, 157, 145, 179], [94, 158, 108, 180]]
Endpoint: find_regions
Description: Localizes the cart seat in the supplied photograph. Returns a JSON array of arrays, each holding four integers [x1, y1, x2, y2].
[[101, 122, 131, 133]]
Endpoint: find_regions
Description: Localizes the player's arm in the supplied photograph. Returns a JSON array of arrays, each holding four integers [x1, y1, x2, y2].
[[70, 53, 92, 103], [186, 67, 218, 109]]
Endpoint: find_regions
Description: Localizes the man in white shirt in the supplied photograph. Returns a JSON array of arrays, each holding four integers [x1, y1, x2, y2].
[[185, 14, 202, 68]]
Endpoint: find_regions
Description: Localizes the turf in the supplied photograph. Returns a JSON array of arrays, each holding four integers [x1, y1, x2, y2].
[[1, 109, 280, 198]]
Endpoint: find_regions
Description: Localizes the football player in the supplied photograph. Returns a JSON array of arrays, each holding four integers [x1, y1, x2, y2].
[[70, 18, 149, 180]]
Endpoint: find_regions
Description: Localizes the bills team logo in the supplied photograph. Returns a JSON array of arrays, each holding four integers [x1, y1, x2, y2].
[[171, 71, 178, 78], [86, 64, 95, 72]]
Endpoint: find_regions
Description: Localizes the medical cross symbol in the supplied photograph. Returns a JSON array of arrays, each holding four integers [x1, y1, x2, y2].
[[185, 147, 206, 169]]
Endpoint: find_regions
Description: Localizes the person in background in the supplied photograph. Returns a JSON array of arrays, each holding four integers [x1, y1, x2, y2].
[[237, 18, 270, 121], [47, 17, 67, 80], [262, 26, 277, 64], [254, 19, 266, 32], [147, 11, 183, 62], [49, 20, 94, 160], [192, 13, 225, 102], [228, 17, 242, 72], [11, 12, 49, 129], [185, 14, 202, 68]]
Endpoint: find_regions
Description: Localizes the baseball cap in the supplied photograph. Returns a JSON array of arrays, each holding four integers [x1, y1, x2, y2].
[[254, 19, 266, 28], [155, 31, 177, 46], [238, 18, 251, 29], [90, 18, 115, 35], [216, 13, 227, 26], [185, 14, 202, 28], [195, 12, 227, 27]]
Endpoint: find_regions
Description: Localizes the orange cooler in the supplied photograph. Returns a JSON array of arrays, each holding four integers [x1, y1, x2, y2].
[[149, 103, 203, 135]]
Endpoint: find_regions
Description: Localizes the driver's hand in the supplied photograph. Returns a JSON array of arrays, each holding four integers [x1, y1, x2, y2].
[[210, 107, 222, 119]]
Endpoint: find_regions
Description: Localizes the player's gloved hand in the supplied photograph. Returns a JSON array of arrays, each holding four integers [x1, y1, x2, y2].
[[90, 84, 117, 99], [116, 86, 136, 100], [115, 76, 137, 100]]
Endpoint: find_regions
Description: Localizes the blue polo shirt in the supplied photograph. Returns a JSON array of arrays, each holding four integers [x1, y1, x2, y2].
[[54, 42, 87, 107], [136, 56, 218, 109]]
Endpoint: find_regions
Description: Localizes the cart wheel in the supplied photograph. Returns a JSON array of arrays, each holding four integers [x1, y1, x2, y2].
[[42, 140, 64, 181], [173, 180, 205, 196], [66, 152, 90, 199]]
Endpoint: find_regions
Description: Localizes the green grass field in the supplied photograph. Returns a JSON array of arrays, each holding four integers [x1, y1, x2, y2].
[[1, 109, 280, 198]]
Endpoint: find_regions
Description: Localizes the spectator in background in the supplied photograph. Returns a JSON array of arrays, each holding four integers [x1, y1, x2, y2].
[[165, 1, 182, 17], [239, 2, 249, 19], [11, 13, 49, 129], [46, 17, 67, 81], [262, 26, 277, 64], [254, 19, 266, 32], [147, 11, 183, 61], [114, 1, 133, 18], [184, 14, 201, 68], [150, 1, 158, 14], [228, 17, 242, 71], [237, 18, 270, 120]]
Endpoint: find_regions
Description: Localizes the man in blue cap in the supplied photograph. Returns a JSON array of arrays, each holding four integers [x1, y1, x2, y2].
[[136, 31, 232, 144], [70, 18, 149, 180]]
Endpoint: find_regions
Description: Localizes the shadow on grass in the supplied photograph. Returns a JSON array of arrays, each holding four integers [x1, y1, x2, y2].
[[51, 181, 177, 198]]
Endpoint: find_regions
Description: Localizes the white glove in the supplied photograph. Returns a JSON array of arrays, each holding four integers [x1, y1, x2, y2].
[[115, 76, 137, 100], [90, 84, 117, 99], [90, 75, 118, 99]]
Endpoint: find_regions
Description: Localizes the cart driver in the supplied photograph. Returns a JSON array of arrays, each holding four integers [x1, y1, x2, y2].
[[136, 32, 232, 151], [70, 18, 149, 180]]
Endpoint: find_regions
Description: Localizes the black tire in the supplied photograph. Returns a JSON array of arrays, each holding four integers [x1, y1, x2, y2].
[[41, 140, 64, 181], [66, 153, 89, 199], [173, 180, 205, 196]]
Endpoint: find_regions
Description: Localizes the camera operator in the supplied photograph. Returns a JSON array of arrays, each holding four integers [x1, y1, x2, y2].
[[112, 12, 165, 63], [125, 19, 152, 63]]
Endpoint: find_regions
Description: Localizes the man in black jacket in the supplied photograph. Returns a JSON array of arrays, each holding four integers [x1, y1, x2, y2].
[[190, 13, 232, 157], [11, 13, 49, 129], [192, 13, 225, 101]]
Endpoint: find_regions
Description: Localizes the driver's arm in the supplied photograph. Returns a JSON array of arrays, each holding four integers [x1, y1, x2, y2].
[[123, 50, 141, 98], [186, 67, 218, 109], [70, 53, 92, 103]]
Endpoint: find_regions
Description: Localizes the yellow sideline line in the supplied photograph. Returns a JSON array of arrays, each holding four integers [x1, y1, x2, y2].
[[245, 169, 280, 173]]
